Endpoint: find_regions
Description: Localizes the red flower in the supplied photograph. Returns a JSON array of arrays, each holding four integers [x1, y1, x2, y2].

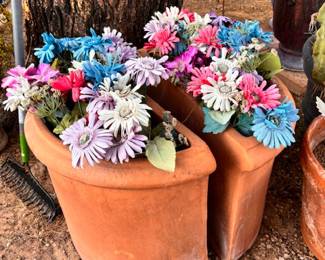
[[180, 9, 195, 22], [51, 70, 85, 102]]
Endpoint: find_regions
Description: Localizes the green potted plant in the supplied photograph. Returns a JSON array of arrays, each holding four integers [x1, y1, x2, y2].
[[1, 27, 216, 259], [143, 7, 299, 259], [302, 3, 325, 126]]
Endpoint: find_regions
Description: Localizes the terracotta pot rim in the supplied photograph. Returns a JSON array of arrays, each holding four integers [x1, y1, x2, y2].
[[301, 212, 325, 260], [178, 76, 295, 151], [166, 76, 295, 171], [25, 97, 216, 189], [301, 115, 325, 183]]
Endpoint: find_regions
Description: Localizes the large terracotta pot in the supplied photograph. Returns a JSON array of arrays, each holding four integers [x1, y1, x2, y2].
[[148, 77, 296, 260], [301, 116, 325, 260], [24, 98, 216, 260]]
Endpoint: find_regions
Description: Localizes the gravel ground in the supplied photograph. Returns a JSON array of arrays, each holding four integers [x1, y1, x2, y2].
[[0, 0, 323, 259]]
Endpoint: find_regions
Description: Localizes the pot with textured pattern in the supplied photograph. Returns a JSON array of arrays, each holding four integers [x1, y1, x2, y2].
[[301, 116, 325, 260]]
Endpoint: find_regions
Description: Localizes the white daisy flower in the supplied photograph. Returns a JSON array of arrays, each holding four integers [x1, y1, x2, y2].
[[154, 6, 181, 28], [201, 70, 240, 112], [99, 74, 143, 100], [98, 98, 151, 137], [3, 77, 39, 112], [210, 48, 238, 74], [186, 13, 211, 39], [144, 20, 165, 40]]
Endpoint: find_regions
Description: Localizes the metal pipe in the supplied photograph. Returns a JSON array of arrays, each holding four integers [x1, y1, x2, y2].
[[11, 0, 28, 164], [11, 0, 24, 66]]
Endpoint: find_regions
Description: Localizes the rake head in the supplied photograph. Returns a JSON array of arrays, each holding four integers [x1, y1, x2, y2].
[[0, 159, 61, 222]]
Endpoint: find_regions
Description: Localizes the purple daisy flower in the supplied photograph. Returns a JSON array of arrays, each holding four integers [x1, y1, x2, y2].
[[102, 26, 124, 46], [87, 95, 115, 114], [209, 12, 233, 27], [80, 83, 115, 114], [116, 44, 137, 63], [164, 46, 198, 78], [60, 113, 113, 168], [106, 125, 147, 164], [125, 56, 169, 87]]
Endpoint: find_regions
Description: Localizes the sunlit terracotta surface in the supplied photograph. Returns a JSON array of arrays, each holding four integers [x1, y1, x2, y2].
[[148, 77, 296, 260], [25, 98, 216, 260], [301, 116, 325, 260]]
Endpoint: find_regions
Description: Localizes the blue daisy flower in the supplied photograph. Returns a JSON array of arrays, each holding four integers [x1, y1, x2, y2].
[[34, 33, 63, 63], [58, 37, 83, 52], [252, 101, 299, 149], [240, 20, 273, 43], [83, 54, 125, 88], [73, 28, 112, 61], [218, 20, 273, 53]]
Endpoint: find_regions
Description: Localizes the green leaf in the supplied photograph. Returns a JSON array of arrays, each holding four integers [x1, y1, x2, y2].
[[234, 113, 254, 137], [257, 51, 282, 79], [209, 110, 236, 125], [53, 113, 77, 135], [202, 107, 229, 134], [145, 137, 176, 173], [51, 58, 60, 70]]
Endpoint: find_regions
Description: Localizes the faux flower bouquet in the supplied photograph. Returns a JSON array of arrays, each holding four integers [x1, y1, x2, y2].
[[143, 7, 300, 149], [1, 27, 188, 172]]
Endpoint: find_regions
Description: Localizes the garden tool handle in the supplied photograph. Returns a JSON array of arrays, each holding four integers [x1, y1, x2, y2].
[[18, 108, 29, 164]]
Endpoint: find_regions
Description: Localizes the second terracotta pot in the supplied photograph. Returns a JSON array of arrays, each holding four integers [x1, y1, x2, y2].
[[25, 98, 216, 260], [301, 116, 325, 260], [148, 77, 296, 260]]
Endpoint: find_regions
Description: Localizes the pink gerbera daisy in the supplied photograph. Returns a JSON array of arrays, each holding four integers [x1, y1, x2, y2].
[[239, 74, 281, 112], [187, 66, 218, 97], [193, 25, 221, 57], [144, 28, 179, 55]]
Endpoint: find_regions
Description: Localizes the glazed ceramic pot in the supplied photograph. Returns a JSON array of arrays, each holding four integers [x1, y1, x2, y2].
[[302, 35, 322, 127], [301, 116, 325, 260], [273, 0, 324, 71], [24, 98, 216, 260], [148, 77, 296, 260]]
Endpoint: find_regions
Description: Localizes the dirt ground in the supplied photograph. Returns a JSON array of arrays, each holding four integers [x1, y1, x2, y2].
[[0, 0, 322, 259]]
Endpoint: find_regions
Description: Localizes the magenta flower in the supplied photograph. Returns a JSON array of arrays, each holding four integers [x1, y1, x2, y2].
[[1, 64, 36, 89], [239, 73, 281, 112], [193, 25, 221, 57], [144, 28, 179, 55], [31, 63, 59, 83], [106, 126, 147, 164], [60, 113, 113, 168], [164, 46, 198, 78], [187, 66, 217, 97]]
